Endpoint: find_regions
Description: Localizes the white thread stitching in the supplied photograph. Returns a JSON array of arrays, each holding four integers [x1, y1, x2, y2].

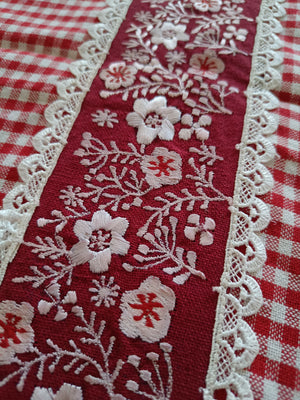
[[0, 0, 134, 282]]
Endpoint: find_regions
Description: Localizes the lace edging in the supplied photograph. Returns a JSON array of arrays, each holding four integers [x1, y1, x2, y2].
[[203, 0, 285, 399], [0, 0, 133, 282]]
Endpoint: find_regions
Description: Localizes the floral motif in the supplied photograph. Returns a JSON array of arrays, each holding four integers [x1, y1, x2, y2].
[[126, 96, 181, 144], [184, 214, 216, 245], [141, 147, 182, 188], [150, 22, 189, 50], [119, 276, 176, 343], [89, 276, 120, 307], [91, 109, 119, 128], [188, 50, 225, 80], [179, 114, 212, 141], [223, 26, 248, 41], [100, 61, 137, 90], [191, 0, 222, 12], [0, 301, 34, 363], [70, 210, 130, 273], [31, 383, 83, 400]]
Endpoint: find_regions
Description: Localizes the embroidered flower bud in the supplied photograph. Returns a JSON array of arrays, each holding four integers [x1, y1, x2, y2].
[[146, 352, 159, 361], [139, 370, 152, 382], [138, 245, 149, 255], [160, 342, 173, 353], [127, 355, 141, 367], [126, 380, 139, 392]]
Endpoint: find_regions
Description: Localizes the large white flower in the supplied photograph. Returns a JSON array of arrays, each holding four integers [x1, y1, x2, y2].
[[70, 211, 130, 273], [0, 301, 34, 363], [150, 22, 189, 50], [100, 61, 137, 90], [126, 96, 181, 145], [31, 383, 83, 400], [119, 276, 176, 343], [141, 147, 182, 188]]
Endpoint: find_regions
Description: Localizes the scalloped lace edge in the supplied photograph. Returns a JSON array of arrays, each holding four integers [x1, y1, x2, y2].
[[0, 0, 133, 281], [203, 0, 285, 399]]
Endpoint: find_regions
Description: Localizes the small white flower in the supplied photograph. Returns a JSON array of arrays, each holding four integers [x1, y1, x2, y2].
[[179, 114, 211, 141], [31, 383, 83, 400], [223, 26, 248, 41], [165, 51, 187, 65], [70, 211, 130, 273], [119, 276, 176, 343], [188, 50, 225, 80], [141, 147, 182, 188], [0, 301, 34, 363], [89, 276, 120, 307], [191, 0, 222, 12], [184, 214, 216, 245], [151, 22, 189, 50], [91, 109, 118, 128], [100, 61, 137, 90], [126, 96, 181, 144]]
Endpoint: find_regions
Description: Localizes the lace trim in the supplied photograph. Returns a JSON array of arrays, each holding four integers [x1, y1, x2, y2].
[[204, 0, 285, 398], [0, 0, 133, 282]]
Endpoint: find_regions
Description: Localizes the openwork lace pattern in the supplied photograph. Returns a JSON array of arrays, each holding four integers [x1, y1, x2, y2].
[[203, 0, 285, 398], [0, 0, 134, 279]]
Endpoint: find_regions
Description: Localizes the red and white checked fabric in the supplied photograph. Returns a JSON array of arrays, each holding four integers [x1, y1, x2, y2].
[[248, 1, 300, 398], [0, 1, 299, 399], [0, 0, 101, 204]]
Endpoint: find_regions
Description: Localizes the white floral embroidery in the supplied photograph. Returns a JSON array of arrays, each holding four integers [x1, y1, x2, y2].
[[191, 0, 222, 12], [0, 301, 34, 363], [188, 50, 225, 80], [70, 210, 130, 273], [165, 50, 186, 66], [150, 22, 189, 50], [141, 147, 182, 188], [89, 276, 120, 307], [31, 383, 83, 400], [223, 25, 248, 41], [126, 96, 181, 144], [100, 61, 137, 90], [119, 276, 176, 342], [91, 109, 119, 128], [179, 114, 212, 141], [38, 283, 77, 321], [184, 214, 216, 245]]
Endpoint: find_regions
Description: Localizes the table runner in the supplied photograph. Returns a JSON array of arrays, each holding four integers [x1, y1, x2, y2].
[[0, 0, 288, 399]]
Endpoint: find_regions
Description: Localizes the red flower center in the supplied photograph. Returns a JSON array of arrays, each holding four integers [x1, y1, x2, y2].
[[0, 313, 27, 349], [130, 293, 164, 328], [148, 156, 176, 177]]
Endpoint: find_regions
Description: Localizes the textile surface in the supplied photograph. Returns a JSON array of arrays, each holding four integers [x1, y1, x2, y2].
[[0, 0, 299, 399]]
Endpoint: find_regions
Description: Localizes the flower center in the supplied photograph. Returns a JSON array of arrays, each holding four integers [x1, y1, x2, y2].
[[145, 113, 163, 128], [89, 230, 111, 251], [162, 29, 176, 39]]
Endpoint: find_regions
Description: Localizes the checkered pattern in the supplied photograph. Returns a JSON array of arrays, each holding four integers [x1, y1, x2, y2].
[[0, 1, 299, 398], [248, 1, 300, 398], [0, 0, 101, 204]]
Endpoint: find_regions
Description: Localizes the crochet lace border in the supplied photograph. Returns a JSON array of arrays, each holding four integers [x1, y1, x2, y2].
[[204, 0, 285, 398], [0, 0, 285, 399]]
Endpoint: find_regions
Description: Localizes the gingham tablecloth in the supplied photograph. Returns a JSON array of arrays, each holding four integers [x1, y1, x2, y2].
[[0, 0, 299, 399]]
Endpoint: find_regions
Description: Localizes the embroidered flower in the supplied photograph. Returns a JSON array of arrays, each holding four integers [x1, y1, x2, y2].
[[31, 383, 83, 400], [91, 109, 118, 128], [191, 0, 222, 12], [126, 96, 181, 144], [184, 214, 216, 245], [179, 114, 212, 141], [141, 147, 182, 188], [223, 26, 248, 41], [89, 276, 120, 307], [122, 49, 150, 65], [119, 276, 176, 343], [188, 50, 225, 80], [100, 62, 137, 90], [0, 301, 34, 363], [70, 211, 130, 273], [165, 51, 186, 66], [150, 22, 189, 50], [59, 186, 85, 208]]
